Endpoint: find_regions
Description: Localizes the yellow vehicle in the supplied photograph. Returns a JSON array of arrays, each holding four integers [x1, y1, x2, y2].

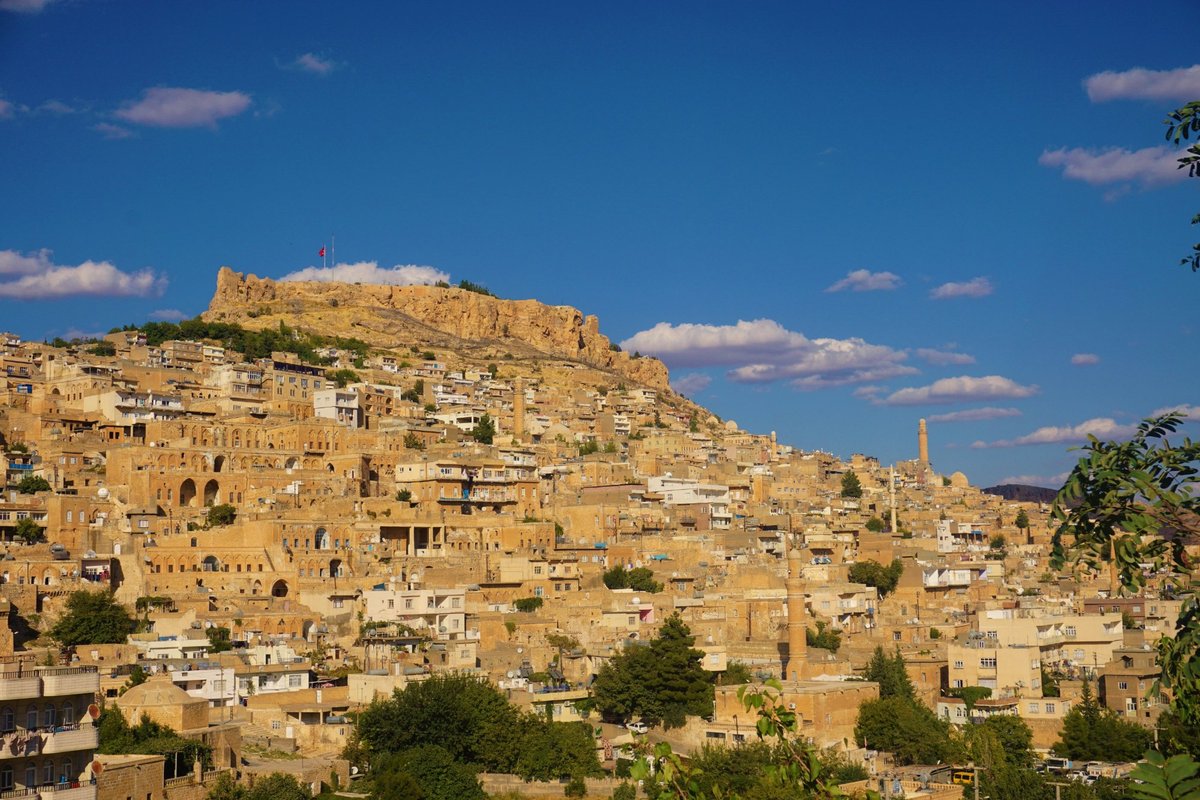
[[951, 770, 975, 786]]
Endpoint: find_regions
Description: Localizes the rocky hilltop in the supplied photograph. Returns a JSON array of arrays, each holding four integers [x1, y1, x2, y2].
[[204, 267, 670, 390]]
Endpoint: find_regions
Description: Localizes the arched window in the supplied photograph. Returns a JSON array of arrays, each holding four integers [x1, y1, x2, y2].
[[61, 705, 73, 725], [0, 707, 12, 732], [43, 705, 55, 727]]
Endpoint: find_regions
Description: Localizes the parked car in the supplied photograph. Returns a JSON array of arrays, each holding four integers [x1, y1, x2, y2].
[[626, 721, 649, 734]]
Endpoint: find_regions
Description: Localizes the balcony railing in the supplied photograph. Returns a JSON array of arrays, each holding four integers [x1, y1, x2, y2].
[[0, 674, 41, 701], [38, 668, 99, 697]]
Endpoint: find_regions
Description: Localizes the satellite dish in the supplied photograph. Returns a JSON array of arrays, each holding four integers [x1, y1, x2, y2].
[[90, 760, 103, 776], [506, 671, 515, 679], [87, 704, 100, 719]]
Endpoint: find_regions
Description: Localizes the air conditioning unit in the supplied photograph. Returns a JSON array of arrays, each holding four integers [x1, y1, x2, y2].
[[788, 703, 796, 710]]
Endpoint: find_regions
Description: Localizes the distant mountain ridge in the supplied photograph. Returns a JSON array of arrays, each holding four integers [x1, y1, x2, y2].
[[982, 484, 1058, 504]]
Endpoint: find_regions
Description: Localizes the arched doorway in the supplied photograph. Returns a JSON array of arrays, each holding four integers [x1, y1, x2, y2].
[[271, 580, 289, 598], [315, 528, 329, 550], [202, 555, 221, 572], [179, 479, 197, 507], [330, 558, 343, 578], [213, 455, 226, 473], [203, 480, 219, 507]]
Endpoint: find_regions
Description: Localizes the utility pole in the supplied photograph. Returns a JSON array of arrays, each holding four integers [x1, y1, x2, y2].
[[1049, 781, 1068, 800]]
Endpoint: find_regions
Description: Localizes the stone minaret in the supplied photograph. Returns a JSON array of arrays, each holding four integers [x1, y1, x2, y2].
[[512, 378, 525, 443], [889, 466, 898, 533], [785, 542, 807, 682], [918, 418, 929, 464]]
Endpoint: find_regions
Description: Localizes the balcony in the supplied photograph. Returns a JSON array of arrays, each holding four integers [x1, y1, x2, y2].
[[0, 673, 41, 701], [37, 668, 99, 697], [40, 726, 98, 755]]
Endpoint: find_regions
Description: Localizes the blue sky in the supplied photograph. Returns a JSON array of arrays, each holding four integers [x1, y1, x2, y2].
[[1, 0, 1197, 487]]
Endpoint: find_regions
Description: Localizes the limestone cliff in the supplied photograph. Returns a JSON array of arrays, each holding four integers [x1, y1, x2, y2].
[[204, 268, 670, 390]]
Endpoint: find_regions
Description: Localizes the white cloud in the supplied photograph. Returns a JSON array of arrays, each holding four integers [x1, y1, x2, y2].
[[916, 347, 975, 366], [280, 261, 449, 286], [36, 99, 76, 115], [149, 308, 189, 322], [1085, 65, 1200, 103], [621, 318, 912, 389], [115, 87, 252, 129], [287, 53, 339, 76], [979, 417, 1136, 448], [671, 373, 712, 396], [59, 328, 107, 341], [995, 472, 1070, 488], [825, 269, 903, 293], [0, 249, 165, 299], [1070, 353, 1100, 366], [0, 0, 57, 11], [928, 407, 1022, 423], [930, 277, 993, 300], [0, 98, 12, 119], [1151, 404, 1200, 418], [1039, 146, 1186, 187], [93, 122, 134, 140], [881, 375, 1038, 406]]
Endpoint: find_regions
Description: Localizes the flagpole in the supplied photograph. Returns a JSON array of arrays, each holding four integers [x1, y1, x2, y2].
[[331, 235, 335, 267], [323, 245, 326, 269]]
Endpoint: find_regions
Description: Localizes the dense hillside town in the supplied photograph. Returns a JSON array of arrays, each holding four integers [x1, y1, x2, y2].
[[0, 271, 1186, 800]]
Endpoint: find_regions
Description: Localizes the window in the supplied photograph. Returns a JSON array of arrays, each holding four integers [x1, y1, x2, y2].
[[387, 599, 394, 610], [66, 511, 73, 523], [1029, 703, 1039, 713], [62, 705, 73, 725], [404, 599, 413, 610], [271, 720, 281, 730], [892, 631, 901, 641], [1045, 703, 1056, 713], [1118, 681, 1129, 690], [954, 660, 964, 669], [980, 658, 997, 669], [1065, 626, 1077, 637], [43, 763, 52, 785], [1, 765, 12, 791], [27, 708, 38, 729], [289, 675, 302, 688]]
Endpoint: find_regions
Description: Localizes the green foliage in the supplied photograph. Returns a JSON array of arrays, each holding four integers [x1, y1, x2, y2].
[[1053, 680, 1152, 762], [208, 626, 233, 652], [327, 368, 359, 388], [1127, 748, 1200, 800], [854, 695, 962, 766], [402, 432, 425, 450], [861, 646, 915, 700], [603, 440, 618, 453], [592, 614, 714, 729], [99, 710, 212, 776], [631, 682, 869, 800], [579, 440, 599, 455], [1165, 101, 1200, 271], [50, 590, 136, 646], [564, 776, 587, 798], [16, 475, 51, 494], [602, 566, 663, 593], [1158, 709, 1200, 759], [244, 774, 310, 800], [206, 503, 237, 526], [946, 685, 991, 711], [86, 341, 116, 356], [929, 627, 942, 640], [373, 746, 482, 800], [840, 470, 863, 498], [848, 559, 903, 597], [969, 714, 1035, 768], [864, 516, 884, 533], [118, 318, 369, 365], [13, 517, 45, 544], [514, 597, 543, 613], [1014, 508, 1030, 531], [205, 772, 243, 800], [989, 533, 1006, 550], [401, 380, 424, 403], [612, 784, 636, 800], [1041, 666, 1061, 698], [718, 660, 754, 686], [457, 279, 495, 297], [395, 489, 413, 502], [470, 413, 495, 444], [1051, 413, 1200, 734], [806, 621, 842, 653]]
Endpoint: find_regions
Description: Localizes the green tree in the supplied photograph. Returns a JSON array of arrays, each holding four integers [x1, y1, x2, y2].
[[470, 413, 496, 444], [847, 559, 903, 598], [602, 566, 662, 593], [1052, 680, 1151, 762], [854, 696, 962, 766], [806, 621, 842, 654], [208, 626, 233, 652], [579, 440, 599, 455], [972, 714, 1035, 768], [13, 518, 45, 544], [1014, 508, 1030, 538], [206, 504, 237, 526], [864, 517, 884, 533], [592, 614, 713, 729], [244, 774, 309, 800], [861, 646, 914, 700], [205, 772, 244, 800], [16, 475, 51, 494], [98, 710, 211, 776], [403, 432, 424, 450], [327, 368, 360, 388], [50, 590, 136, 646], [718, 660, 753, 686], [840, 470, 863, 498], [373, 746, 484, 800], [514, 597, 543, 613], [395, 489, 413, 502]]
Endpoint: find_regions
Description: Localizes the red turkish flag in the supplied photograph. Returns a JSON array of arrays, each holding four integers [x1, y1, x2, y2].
[[318, 247, 326, 258]]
